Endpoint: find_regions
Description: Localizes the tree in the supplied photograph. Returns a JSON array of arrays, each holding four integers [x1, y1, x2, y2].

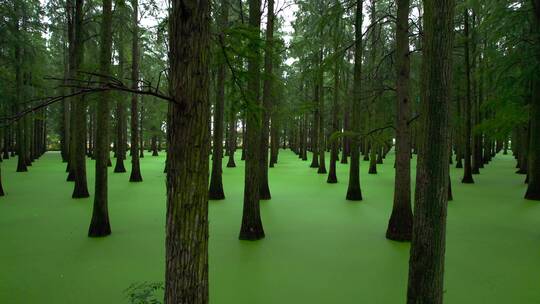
[[407, 0, 455, 302], [525, 0, 540, 200], [129, 0, 142, 182], [208, 0, 229, 200], [259, 0, 274, 200], [88, 0, 113, 237], [239, 0, 265, 240], [114, 9, 128, 174], [346, 0, 363, 201], [386, 0, 413, 242], [461, 9, 474, 184], [69, 0, 90, 198], [165, 0, 210, 302]]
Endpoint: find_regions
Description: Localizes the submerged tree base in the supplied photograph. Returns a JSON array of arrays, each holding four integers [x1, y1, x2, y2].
[[346, 188, 362, 201], [129, 170, 143, 182], [239, 226, 265, 241], [114, 161, 126, 173], [259, 187, 271, 200], [327, 174, 337, 184], [525, 188, 540, 201], [461, 175, 474, 184], [88, 219, 111, 237], [208, 188, 225, 200], [386, 211, 412, 242], [72, 187, 90, 199]]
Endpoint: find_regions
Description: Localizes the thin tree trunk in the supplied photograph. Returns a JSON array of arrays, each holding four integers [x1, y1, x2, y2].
[[129, 0, 142, 182], [226, 114, 237, 167], [114, 28, 127, 173], [327, 37, 340, 184], [461, 10, 474, 184], [317, 50, 327, 175]]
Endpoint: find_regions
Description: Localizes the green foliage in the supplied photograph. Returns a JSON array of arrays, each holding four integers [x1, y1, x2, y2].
[[124, 282, 164, 304]]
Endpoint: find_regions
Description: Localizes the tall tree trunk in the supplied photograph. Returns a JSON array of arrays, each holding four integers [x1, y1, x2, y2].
[[461, 9, 474, 184], [129, 0, 143, 182], [317, 50, 327, 175], [0, 161, 4, 196], [310, 81, 320, 168], [68, 0, 89, 197], [165, 1, 211, 302], [226, 114, 237, 168], [114, 28, 127, 173], [3, 125, 10, 160], [269, 117, 279, 167], [526, 1, 540, 200], [341, 70, 350, 164], [346, 0, 363, 201], [386, 0, 412, 242], [239, 0, 265, 240], [407, 0, 455, 302], [208, 0, 228, 201], [88, 0, 113, 237], [259, 0, 274, 199], [327, 41, 340, 184], [61, 29, 70, 163], [14, 12, 27, 173]]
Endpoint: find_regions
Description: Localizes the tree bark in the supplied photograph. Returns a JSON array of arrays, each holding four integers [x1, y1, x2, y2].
[[346, 0, 363, 201], [226, 115, 237, 167], [317, 50, 327, 175], [386, 0, 412, 242], [89, 0, 113, 237], [129, 0, 143, 182], [165, 0, 211, 303], [461, 10, 474, 184], [239, 0, 265, 240], [69, 0, 89, 198], [259, 0, 274, 199], [327, 40, 340, 184], [526, 1, 540, 200], [114, 27, 127, 173], [407, 0, 455, 302], [209, 0, 229, 200]]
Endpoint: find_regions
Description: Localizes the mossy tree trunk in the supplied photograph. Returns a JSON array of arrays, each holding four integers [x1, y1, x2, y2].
[[407, 0, 455, 302], [165, 0, 211, 302]]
